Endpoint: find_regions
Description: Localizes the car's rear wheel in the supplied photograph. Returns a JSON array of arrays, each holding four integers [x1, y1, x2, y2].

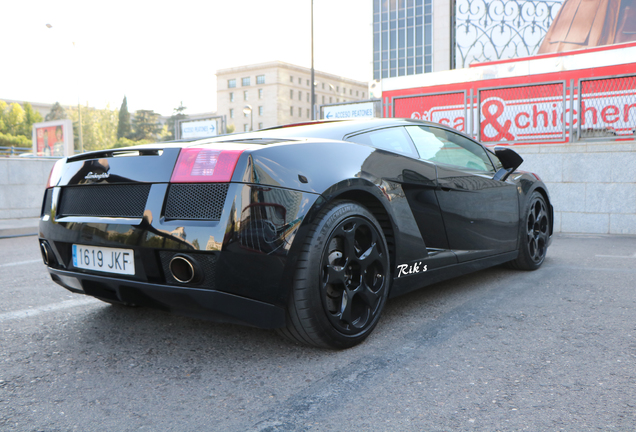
[[278, 200, 390, 349], [507, 191, 550, 270]]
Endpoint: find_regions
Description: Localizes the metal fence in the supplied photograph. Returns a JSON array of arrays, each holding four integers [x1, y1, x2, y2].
[[0, 146, 32, 157], [391, 74, 636, 144]]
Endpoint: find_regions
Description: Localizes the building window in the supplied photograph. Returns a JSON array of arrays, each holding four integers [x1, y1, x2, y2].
[[343, 87, 346, 94], [307, 93, 310, 102], [337, 98, 339, 103], [244, 124, 249, 132], [244, 91, 248, 100], [228, 79, 236, 88], [322, 83, 325, 89], [258, 89, 263, 99], [362, 92, 365, 98], [290, 75, 293, 83], [256, 75, 265, 84], [244, 111, 248, 117], [306, 79, 310, 86], [229, 92, 234, 102], [322, 96, 325, 104], [307, 108, 310, 118], [258, 106, 264, 116], [350, 89, 353, 95], [290, 106, 294, 116], [356, 90, 359, 96], [330, 97, 332, 103], [336, 86, 339, 92], [298, 107, 302, 117], [242, 77, 250, 86], [298, 78, 301, 84], [290, 89, 293, 99], [230, 108, 234, 118], [298, 91, 302, 101], [258, 122, 263, 129]]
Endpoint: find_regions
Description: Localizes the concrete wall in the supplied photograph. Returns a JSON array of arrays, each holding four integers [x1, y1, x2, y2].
[[515, 141, 636, 235], [0, 158, 56, 219]]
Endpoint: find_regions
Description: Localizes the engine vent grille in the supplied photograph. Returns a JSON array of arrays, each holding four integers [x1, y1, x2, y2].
[[164, 184, 229, 221], [58, 184, 151, 218]]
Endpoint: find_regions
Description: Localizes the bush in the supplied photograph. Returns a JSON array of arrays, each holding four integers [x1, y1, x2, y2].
[[0, 132, 31, 148]]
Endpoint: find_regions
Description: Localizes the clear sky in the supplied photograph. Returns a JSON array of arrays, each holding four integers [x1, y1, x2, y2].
[[2, 0, 372, 116]]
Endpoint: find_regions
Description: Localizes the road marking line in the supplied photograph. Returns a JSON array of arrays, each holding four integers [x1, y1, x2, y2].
[[0, 298, 97, 322], [595, 252, 636, 258], [0, 259, 42, 267]]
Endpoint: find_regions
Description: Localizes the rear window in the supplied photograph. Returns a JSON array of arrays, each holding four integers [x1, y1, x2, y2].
[[346, 127, 417, 157]]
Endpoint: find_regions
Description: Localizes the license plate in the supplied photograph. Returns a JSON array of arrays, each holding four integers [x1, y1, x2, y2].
[[72, 244, 135, 275]]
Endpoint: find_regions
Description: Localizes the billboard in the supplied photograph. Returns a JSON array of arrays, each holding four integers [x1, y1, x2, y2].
[[32, 119, 74, 157], [455, 0, 636, 68], [178, 118, 219, 139], [319, 100, 382, 120]]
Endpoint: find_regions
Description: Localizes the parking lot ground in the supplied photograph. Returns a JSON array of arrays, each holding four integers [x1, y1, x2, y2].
[[1, 233, 635, 431]]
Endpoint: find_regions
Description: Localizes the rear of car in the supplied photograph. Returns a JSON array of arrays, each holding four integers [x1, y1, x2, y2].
[[39, 142, 321, 328]]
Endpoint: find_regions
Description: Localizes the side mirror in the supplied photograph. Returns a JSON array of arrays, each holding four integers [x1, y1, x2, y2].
[[493, 147, 523, 181]]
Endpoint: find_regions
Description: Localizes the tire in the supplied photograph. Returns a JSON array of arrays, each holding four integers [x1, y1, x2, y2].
[[277, 200, 391, 349], [507, 191, 550, 270]]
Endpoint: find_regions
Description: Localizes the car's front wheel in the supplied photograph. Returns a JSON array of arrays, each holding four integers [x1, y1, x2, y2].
[[278, 200, 391, 349], [508, 191, 550, 270]]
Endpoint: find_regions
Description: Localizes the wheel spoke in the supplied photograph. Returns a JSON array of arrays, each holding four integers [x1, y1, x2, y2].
[[325, 263, 347, 285], [338, 291, 353, 324], [357, 242, 381, 269], [359, 285, 380, 308]]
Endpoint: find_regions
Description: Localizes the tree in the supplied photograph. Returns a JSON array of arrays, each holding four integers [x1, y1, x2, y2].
[[131, 109, 162, 141], [45, 102, 67, 121], [4, 103, 26, 136], [117, 96, 132, 139], [19, 102, 43, 138], [164, 101, 188, 141], [67, 104, 119, 151]]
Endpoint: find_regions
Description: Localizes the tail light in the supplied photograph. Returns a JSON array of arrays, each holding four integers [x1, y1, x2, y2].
[[46, 158, 66, 188], [170, 149, 243, 183]]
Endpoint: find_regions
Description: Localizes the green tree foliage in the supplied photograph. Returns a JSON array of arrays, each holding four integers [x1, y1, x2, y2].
[[19, 103, 43, 137], [67, 104, 119, 151], [164, 102, 188, 141], [117, 96, 132, 139], [226, 124, 235, 134], [131, 109, 162, 141], [45, 102, 68, 121], [0, 101, 43, 146]]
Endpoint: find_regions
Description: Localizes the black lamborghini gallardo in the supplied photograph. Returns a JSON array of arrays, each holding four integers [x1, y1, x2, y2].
[[39, 119, 552, 348]]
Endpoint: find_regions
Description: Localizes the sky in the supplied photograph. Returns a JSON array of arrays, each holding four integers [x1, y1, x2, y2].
[[2, 0, 372, 116]]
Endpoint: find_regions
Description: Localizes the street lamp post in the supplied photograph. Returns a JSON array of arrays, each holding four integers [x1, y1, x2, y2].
[[310, 0, 316, 120], [243, 105, 253, 131]]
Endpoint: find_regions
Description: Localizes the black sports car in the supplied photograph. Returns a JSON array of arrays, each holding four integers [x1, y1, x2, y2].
[[39, 118, 553, 349]]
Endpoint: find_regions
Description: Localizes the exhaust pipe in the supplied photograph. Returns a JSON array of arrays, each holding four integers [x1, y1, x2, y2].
[[169, 255, 201, 284], [40, 241, 52, 266]]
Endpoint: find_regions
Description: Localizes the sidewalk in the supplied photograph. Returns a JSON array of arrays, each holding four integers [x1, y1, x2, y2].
[[0, 217, 39, 238]]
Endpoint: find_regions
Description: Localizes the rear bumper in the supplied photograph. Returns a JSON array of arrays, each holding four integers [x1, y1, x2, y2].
[[39, 182, 321, 325], [48, 267, 286, 329]]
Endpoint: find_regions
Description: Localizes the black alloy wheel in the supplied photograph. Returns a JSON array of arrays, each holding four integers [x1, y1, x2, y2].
[[526, 194, 549, 264], [278, 201, 390, 349], [321, 216, 387, 335], [508, 191, 550, 270]]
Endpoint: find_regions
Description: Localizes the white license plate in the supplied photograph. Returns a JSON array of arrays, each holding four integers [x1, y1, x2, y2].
[[72, 244, 135, 275]]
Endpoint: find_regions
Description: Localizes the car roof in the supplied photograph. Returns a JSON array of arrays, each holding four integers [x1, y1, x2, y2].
[[207, 118, 459, 142]]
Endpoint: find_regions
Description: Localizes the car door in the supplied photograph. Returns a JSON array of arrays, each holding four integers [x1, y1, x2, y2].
[[405, 125, 519, 262], [346, 126, 457, 269]]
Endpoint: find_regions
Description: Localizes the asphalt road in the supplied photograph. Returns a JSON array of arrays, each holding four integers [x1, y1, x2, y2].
[[1, 234, 635, 431]]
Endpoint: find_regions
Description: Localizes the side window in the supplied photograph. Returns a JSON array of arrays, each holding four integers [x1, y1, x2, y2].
[[346, 127, 416, 157], [405, 126, 495, 172]]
